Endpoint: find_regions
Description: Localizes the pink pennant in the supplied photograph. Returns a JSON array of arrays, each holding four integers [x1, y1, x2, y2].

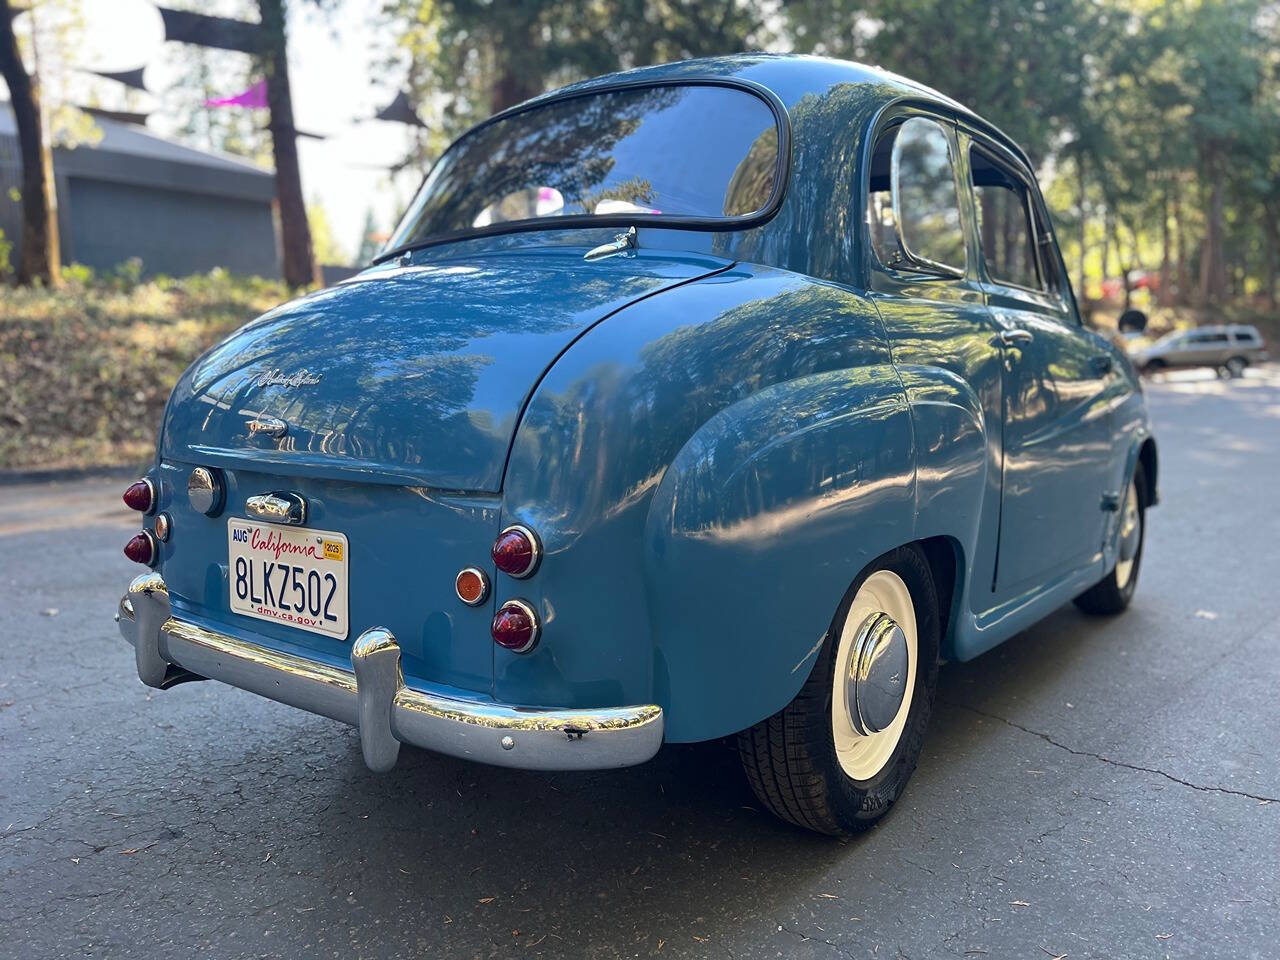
[[204, 79, 268, 109]]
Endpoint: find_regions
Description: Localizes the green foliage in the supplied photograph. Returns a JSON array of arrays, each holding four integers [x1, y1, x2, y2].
[[783, 0, 1280, 308], [379, 0, 771, 164], [307, 202, 349, 266], [375, 0, 1279, 309], [355, 208, 384, 265], [0, 227, 10, 279], [0, 270, 289, 470]]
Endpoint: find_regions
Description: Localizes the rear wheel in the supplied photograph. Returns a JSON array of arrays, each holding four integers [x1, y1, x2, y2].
[[737, 546, 940, 836], [1225, 356, 1248, 378], [1074, 463, 1146, 615]]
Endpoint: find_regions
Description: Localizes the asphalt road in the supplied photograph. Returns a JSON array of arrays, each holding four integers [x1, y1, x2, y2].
[[3, 368, 1278, 960]]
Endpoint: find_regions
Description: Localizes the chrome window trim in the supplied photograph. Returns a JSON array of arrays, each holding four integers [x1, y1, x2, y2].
[[376, 76, 793, 263]]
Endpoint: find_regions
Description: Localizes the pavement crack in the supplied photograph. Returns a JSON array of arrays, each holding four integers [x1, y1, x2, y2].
[[945, 701, 1279, 804]]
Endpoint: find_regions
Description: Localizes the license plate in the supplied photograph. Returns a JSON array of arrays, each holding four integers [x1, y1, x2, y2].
[[227, 519, 349, 639]]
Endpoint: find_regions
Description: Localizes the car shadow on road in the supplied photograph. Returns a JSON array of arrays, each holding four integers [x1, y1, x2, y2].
[[226, 600, 1127, 955]]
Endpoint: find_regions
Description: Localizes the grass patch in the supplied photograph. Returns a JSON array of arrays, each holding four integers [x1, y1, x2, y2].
[[2, 268, 290, 471]]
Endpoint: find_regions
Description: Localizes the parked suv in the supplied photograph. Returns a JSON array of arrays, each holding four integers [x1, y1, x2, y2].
[[1134, 324, 1269, 377]]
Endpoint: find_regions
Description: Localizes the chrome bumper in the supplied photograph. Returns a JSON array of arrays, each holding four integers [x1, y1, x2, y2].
[[117, 573, 664, 772]]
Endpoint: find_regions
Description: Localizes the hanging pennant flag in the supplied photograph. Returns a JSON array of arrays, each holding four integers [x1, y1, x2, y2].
[[80, 105, 151, 126], [373, 90, 426, 127], [204, 79, 268, 109], [88, 67, 149, 92]]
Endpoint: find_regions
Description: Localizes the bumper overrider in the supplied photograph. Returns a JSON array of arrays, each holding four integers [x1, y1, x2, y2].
[[116, 573, 664, 772]]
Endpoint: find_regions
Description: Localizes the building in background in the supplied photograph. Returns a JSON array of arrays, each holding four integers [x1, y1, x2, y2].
[[1, 104, 278, 279]]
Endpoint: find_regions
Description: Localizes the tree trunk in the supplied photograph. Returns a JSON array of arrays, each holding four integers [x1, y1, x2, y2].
[[0, 0, 60, 287], [1171, 180, 1189, 306], [491, 15, 540, 112], [1103, 210, 1116, 296], [257, 0, 316, 288], [1264, 205, 1279, 310], [1199, 146, 1226, 304], [1119, 224, 1133, 314], [1076, 155, 1087, 303], [1158, 186, 1171, 308], [493, 66, 540, 113]]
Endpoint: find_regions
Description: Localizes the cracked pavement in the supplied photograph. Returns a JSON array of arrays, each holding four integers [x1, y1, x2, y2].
[[3, 367, 1278, 959]]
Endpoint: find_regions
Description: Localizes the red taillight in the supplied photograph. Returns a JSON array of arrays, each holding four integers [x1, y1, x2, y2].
[[492, 525, 540, 578], [491, 599, 539, 653], [122, 479, 155, 513], [123, 531, 156, 566]]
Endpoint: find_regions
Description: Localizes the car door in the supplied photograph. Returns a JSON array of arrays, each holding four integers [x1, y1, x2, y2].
[[1184, 330, 1232, 367], [864, 114, 1008, 604], [964, 136, 1116, 600]]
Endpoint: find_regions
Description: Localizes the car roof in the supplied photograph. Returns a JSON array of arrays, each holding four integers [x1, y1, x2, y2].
[[1186, 324, 1260, 334], [522, 53, 1034, 172]]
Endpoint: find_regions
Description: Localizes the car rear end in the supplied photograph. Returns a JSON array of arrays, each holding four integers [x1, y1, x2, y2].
[[115, 75, 787, 772]]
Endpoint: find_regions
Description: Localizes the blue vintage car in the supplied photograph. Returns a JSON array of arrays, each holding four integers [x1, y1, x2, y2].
[[116, 55, 1156, 835]]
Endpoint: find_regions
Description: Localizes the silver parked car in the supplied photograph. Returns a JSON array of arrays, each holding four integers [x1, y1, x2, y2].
[[1133, 324, 1269, 377]]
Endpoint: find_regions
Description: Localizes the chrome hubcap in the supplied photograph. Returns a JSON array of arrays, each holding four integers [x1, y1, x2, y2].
[[831, 569, 918, 781], [845, 613, 909, 736], [1115, 478, 1141, 589]]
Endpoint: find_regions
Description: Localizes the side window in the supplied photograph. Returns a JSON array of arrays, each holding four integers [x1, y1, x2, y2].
[[970, 146, 1043, 291], [866, 117, 966, 273]]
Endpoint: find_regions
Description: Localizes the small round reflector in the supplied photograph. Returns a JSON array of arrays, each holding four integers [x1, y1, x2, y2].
[[153, 513, 172, 542], [492, 525, 540, 578], [491, 599, 539, 653], [123, 531, 157, 566], [122, 479, 155, 513], [455, 567, 489, 606]]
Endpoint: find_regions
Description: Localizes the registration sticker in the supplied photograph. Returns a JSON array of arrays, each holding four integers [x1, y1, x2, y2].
[[227, 519, 349, 640]]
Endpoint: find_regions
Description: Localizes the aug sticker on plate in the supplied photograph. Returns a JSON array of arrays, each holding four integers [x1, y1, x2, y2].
[[227, 519, 349, 639]]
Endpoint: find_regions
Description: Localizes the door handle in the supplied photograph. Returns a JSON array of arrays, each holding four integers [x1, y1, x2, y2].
[[1090, 354, 1114, 375], [997, 328, 1034, 347]]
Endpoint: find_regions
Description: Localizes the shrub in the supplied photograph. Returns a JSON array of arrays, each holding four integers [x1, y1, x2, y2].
[[1, 270, 291, 470]]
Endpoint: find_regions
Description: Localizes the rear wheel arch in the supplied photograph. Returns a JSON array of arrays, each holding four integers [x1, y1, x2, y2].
[[645, 366, 918, 742], [917, 534, 964, 659], [737, 542, 942, 834]]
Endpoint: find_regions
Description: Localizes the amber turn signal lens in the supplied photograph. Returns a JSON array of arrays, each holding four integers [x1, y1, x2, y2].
[[122, 479, 155, 513], [492, 525, 540, 578], [455, 567, 489, 606], [123, 531, 157, 566], [491, 599, 539, 653]]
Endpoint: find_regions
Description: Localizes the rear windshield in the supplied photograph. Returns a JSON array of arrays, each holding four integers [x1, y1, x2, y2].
[[386, 83, 782, 251]]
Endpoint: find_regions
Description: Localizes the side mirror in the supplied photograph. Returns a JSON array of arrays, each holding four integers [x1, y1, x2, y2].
[[889, 117, 967, 276], [1118, 309, 1148, 333]]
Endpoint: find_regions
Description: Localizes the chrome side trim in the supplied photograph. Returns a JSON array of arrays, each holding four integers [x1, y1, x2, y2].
[[118, 576, 664, 772]]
